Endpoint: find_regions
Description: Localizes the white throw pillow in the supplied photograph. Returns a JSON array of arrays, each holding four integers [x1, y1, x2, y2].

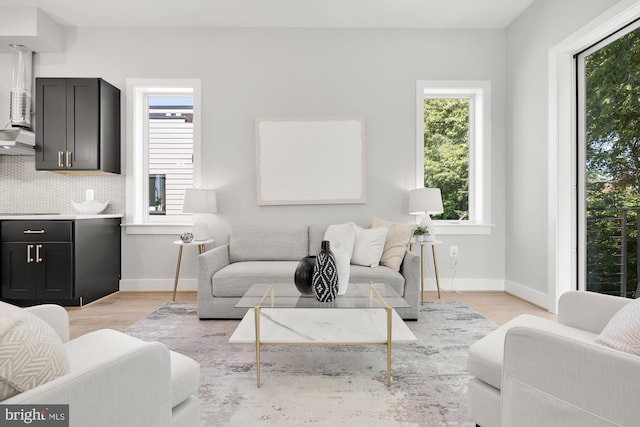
[[351, 225, 388, 267], [324, 223, 356, 257], [332, 248, 351, 295], [0, 302, 70, 400], [595, 298, 640, 356], [371, 217, 416, 271], [324, 223, 356, 294]]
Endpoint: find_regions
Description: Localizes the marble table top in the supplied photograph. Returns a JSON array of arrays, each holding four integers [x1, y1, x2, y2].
[[229, 307, 417, 344]]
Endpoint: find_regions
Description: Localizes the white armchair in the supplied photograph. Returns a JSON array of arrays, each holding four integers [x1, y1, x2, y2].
[[1, 304, 200, 427], [468, 291, 640, 427]]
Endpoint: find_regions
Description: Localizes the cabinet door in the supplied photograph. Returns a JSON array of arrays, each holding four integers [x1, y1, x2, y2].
[[38, 243, 73, 299], [67, 79, 100, 170], [1, 243, 38, 300], [35, 78, 67, 170]]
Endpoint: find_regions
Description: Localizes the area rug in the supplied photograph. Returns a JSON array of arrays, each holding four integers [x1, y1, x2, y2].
[[125, 301, 495, 426]]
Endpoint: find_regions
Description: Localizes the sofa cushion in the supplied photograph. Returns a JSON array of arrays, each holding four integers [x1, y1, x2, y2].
[[351, 224, 388, 267], [212, 261, 300, 297], [211, 261, 405, 298], [371, 217, 415, 272], [596, 298, 640, 356], [229, 225, 309, 262], [324, 223, 356, 256], [349, 265, 405, 296], [0, 302, 70, 400], [324, 223, 356, 294], [468, 314, 598, 390], [332, 248, 351, 295], [309, 224, 329, 255]]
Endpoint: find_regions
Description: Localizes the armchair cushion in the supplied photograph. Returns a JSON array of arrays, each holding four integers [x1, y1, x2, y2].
[[0, 302, 70, 400], [596, 298, 640, 356], [558, 290, 632, 333], [468, 314, 598, 390], [170, 351, 200, 408], [24, 304, 70, 343]]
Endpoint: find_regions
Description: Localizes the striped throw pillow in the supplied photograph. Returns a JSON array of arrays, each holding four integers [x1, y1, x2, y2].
[[0, 302, 70, 400], [595, 298, 640, 356]]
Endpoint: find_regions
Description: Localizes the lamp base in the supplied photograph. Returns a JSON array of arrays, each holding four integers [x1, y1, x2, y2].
[[192, 216, 211, 241], [419, 214, 437, 242]]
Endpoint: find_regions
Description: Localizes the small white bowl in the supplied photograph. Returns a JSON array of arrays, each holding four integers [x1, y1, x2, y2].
[[71, 199, 109, 215]]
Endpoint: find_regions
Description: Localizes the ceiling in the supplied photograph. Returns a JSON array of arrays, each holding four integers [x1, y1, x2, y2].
[[1, 0, 536, 29]]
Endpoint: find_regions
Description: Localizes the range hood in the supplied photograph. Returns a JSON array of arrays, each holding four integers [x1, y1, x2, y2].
[[0, 128, 35, 155], [1, 44, 34, 155]]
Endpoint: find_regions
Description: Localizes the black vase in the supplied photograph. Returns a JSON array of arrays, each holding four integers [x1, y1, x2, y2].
[[294, 256, 316, 295], [312, 240, 339, 302]]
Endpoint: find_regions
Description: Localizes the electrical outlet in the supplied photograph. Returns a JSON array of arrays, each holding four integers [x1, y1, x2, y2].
[[449, 245, 459, 257]]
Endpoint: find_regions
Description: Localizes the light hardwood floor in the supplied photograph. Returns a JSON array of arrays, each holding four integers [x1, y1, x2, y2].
[[65, 290, 556, 339]]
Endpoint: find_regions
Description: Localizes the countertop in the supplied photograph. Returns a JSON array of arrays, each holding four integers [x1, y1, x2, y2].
[[0, 214, 124, 220]]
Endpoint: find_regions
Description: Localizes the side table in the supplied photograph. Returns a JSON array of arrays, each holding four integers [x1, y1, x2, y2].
[[409, 240, 442, 303], [172, 239, 214, 301]]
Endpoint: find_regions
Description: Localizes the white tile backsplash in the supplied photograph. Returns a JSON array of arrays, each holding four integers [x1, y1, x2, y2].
[[0, 155, 125, 214]]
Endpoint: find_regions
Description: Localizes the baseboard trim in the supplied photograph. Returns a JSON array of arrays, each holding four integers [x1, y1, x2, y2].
[[119, 278, 197, 292], [504, 280, 549, 309], [122, 277, 506, 292], [422, 277, 505, 292]]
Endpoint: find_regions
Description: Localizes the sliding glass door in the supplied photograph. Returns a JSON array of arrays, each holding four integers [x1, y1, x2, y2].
[[577, 21, 640, 299]]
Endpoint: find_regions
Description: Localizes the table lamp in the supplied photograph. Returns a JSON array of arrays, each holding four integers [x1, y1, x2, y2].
[[409, 188, 443, 242], [183, 188, 217, 240]]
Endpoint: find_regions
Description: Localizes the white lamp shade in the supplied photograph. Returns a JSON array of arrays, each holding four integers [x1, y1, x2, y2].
[[409, 188, 443, 215], [183, 189, 218, 214]]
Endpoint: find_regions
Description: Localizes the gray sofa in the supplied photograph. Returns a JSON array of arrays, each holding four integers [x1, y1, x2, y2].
[[197, 224, 421, 320]]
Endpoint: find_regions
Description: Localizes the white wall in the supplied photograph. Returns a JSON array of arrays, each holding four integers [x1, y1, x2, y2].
[[505, 0, 622, 306], [0, 27, 506, 291]]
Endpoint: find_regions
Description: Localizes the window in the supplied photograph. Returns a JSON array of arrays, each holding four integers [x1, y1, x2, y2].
[[125, 79, 202, 233], [149, 174, 166, 215], [416, 80, 491, 234], [147, 97, 194, 216], [576, 20, 640, 298]]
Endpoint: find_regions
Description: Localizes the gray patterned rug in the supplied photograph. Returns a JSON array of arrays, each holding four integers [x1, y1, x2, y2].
[[125, 301, 495, 426]]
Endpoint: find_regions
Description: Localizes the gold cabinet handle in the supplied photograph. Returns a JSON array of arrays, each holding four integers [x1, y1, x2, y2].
[[66, 151, 72, 168], [36, 244, 43, 263], [23, 229, 45, 234], [58, 151, 64, 167], [26, 244, 34, 263]]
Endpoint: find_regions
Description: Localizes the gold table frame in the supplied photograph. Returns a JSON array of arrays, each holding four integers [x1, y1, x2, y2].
[[252, 282, 394, 388]]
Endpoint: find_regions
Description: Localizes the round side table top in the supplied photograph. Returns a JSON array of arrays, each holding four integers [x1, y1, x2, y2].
[[173, 239, 214, 246]]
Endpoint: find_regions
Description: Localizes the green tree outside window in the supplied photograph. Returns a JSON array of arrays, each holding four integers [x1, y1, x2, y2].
[[423, 98, 470, 220]]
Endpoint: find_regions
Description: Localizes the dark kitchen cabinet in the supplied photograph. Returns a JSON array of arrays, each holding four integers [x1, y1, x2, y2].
[[35, 78, 121, 173], [1, 242, 73, 301], [0, 218, 121, 306]]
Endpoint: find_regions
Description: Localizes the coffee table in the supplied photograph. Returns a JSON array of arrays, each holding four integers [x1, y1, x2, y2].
[[229, 282, 417, 387]]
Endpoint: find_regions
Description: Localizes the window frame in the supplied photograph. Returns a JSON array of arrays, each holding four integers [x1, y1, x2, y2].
[[575, 19, 640, 294], [124, 78, 202, 235], [415, 80, 492, 235]]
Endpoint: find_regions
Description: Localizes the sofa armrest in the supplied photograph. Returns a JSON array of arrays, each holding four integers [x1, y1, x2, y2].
[[502, 326, 640, 427], [400, 250, 420, 303], [4, 329, 173, 427], [198, 244, 231, 295], [24, 304, 70, 343], [558, 291, 632, 333]]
